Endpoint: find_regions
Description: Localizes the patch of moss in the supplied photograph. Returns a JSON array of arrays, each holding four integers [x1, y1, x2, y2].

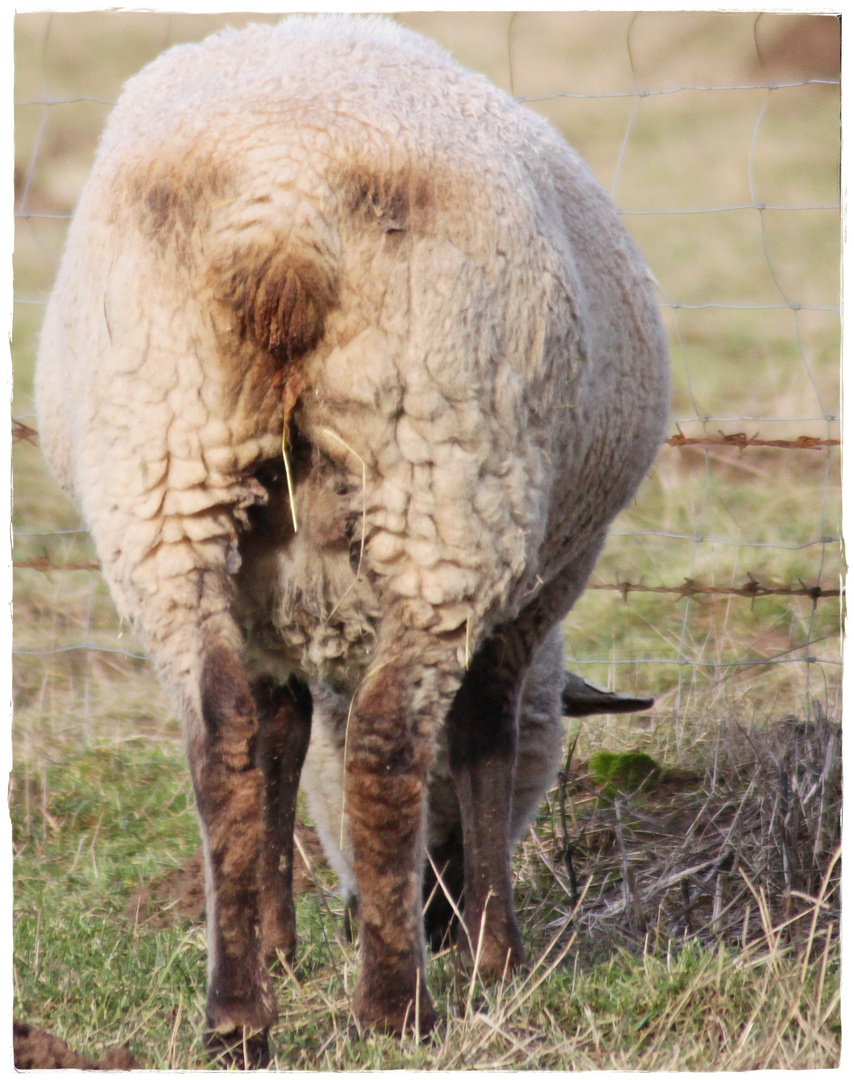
[[589, 751, 661, 798]]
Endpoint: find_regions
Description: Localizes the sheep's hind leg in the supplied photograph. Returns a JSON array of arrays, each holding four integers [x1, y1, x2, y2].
[[345, 648, 452, 1035], [447, 632, 527, 979], [254, 675, 313, 968], [190, 644, 276, 1069]]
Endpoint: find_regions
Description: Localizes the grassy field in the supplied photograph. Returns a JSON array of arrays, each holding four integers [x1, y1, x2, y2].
[[12, 9, 841, 1070]]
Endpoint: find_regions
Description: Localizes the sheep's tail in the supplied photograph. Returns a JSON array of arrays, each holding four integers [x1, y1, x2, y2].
[[207, 189, 341, 367]]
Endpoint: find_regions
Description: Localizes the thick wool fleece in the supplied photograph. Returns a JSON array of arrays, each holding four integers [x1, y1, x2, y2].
[[35, 13, 669, 1047], [36, 14, 668, 712]]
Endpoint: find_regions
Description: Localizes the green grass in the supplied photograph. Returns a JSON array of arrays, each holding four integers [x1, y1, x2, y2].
[[12, 9, 841, 1071], [12, 738, 204, 1067], [11, 728, 839, 1069]]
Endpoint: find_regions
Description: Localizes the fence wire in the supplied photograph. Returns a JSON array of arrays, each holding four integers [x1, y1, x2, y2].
[[11, 10, 842, 748]]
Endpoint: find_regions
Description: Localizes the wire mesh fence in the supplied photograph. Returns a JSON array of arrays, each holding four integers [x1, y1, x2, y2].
[[8, 11, 843, 1070], [12, 9, 842, 755]]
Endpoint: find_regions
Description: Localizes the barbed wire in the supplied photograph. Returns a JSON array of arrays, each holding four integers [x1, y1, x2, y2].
[[665, 432, 840, 451], [11, 554, 840, 604], [587, 577, 840, 602], [13, 420, 840, 452]]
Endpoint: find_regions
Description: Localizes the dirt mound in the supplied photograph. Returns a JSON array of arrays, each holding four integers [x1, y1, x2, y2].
[[125, 820, 328, 928], [753, 14, 840, 80], [13, 1020, 140, 1070]]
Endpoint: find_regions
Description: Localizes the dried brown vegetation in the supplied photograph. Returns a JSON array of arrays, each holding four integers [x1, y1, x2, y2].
[[521, 704, 841, 963]]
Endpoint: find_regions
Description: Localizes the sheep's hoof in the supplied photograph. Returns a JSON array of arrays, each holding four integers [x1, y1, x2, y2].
[[456, 935, 526, 983], [204, 1027, 271, 1070], [354, 986, 438, 1040], [203, 962, 277, 1067]]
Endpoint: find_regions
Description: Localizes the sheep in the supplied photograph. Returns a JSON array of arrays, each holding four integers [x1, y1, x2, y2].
[[34, 13, 670, 1065]]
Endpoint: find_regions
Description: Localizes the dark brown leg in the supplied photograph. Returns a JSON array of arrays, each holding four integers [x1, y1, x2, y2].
[[345, 658, 440, 1034], [191, 644, 275, 1068], [445, 545, 608, 981], [447, 633, 527, 979], [254, 675, 313, 967]]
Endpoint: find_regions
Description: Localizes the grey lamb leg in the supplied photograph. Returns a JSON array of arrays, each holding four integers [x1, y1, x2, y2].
[[254, 675, 313, 968], [446, 631, 527, 978]]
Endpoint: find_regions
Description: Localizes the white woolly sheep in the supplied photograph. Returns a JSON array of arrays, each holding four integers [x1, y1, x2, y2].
[[35, 13, 669, 1066]]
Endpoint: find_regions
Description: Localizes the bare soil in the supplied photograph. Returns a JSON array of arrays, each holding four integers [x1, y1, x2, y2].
[[124, 820, 328, 929], [13, 1020, 141, 1070]]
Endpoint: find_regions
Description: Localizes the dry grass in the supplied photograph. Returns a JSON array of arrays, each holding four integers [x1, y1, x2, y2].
[[524, 706, 841, 957], [11, 8, 841, 1071]]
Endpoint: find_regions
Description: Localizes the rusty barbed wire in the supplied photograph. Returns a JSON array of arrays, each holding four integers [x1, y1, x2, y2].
[[14, 556, 100, 572], [588, 576, 840, 602], [12, 419, 39, 444], [11, 420, 841, 452], [666, 431, 840, 451], [12, 420, 841, 602], [12, 553, 840, 603]]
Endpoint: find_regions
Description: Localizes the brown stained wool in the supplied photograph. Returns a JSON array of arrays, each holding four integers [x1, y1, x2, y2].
[[342, 163, 436, 237], [344, 659, 439, 1032], [129, 151, 234, 254], [221, 251, 339, 360], [194, 646, 276, 1064]]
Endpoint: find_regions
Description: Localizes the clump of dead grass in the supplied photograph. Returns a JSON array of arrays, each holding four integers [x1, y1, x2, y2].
[[519, 700, 840, 963]]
